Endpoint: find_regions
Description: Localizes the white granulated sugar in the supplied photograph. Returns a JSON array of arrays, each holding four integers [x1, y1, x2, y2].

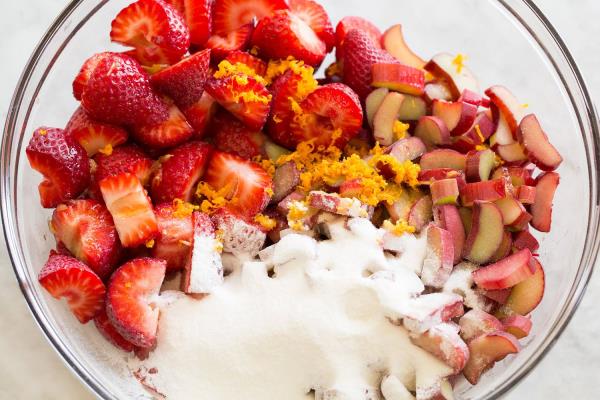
[[130, 218, 452, 399], [186, 235, 223, 294], [443, 262, 492, 312]]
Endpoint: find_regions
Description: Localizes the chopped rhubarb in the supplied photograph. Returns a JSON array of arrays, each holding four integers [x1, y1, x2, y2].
[[472, 248, 534, 290]]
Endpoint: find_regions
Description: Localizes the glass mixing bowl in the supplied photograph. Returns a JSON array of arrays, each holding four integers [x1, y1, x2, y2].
[[2, 0, 599, 399]]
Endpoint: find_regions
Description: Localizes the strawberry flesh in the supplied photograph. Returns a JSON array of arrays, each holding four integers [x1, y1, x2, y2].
[[225, 51, 268, 77], [106, 257, 166, 348], [38, 254, 106, 323], [132, 102, 194, 149], [212, 0, 288, 35], [183, 0, 213, 46], [26, 127, 91, 208], [206, 23, 254, 61], [72, 52, 115, 101], [289, 0, 335, 52], [182, 91, 219, 138], [152, 203, 194, 270], [94, 308, 137, 352], [65, 107, 129, 156], [212, 111, 268, 159]]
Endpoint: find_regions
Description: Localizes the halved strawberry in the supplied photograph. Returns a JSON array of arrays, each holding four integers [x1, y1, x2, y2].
[[150, 49, 211, 108], [341, 29, 397, 100], [72, 52, 115, 101], [224, 51, 268, 76], [65, 107, 129, 156], [252, 10, 326, 67], [151, 141, 213, 203], [335, 16, 382, 61], [211, 207, 266, 256], [206, 22, 254, 61], [212, 111, 268, 159], [182, 91, 219, 138], [212, 0, 288, 35], [183, 0, 212, 46], [203, 151, 273, 218], [151, 203, 194, 270], [81, 53, 170, 128], [106, 257, 166, 348], [51, 200, 122, 279], [204, 74, 272, 130], [38, 254, 106, 323], [26, 127, 91, 208], [132, 102, 194, 149], [100, 173, 159, 248], [110, 0, 190, 66], [289, 83, 363, 148], [164, 0, 185, 13], [289, 0, 335, 52], [94, 308, 137, 352]]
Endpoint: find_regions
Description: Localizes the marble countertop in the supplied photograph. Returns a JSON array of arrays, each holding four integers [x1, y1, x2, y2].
[[1, 1, 599, 399]]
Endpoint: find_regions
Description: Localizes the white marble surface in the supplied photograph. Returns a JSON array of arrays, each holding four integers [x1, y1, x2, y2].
[[1, 1, 599, 399]]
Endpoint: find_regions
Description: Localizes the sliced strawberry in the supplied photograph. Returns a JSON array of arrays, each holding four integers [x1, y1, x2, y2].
[[212, 111, 268, 159], [81, 53, 169, 128], [65, 107, 129, 157], [289, 83, 363, 148], [341, 29, 397, 100], [100, 173, 159, 248], [206, 22, 254, 61], [224, 51, 268, 76], [110, 0, 190, 66], [289, 0, 335, 52], [94, 308, 137, 352], [183, 0, 212, 46], [106, 257, 166, 348], [204, 74, 272, 130], [151, 141, 213, 203], [211, 207, 266, 256], [252, 10, 326, 67], [150, 49, 211, 108], [335, 16, 382, 60], [151, 203, 194, 270], [164, 0, 185, 14], [212, 0, 288, 35], [51, 200, 122, 279], [182, 91, 219, 138], [26, 127, 90, 208], [132, 102, 194, 149], [38, 254, 106, 323], [72, 52, 115, 101], [203, 151, 273, 218]]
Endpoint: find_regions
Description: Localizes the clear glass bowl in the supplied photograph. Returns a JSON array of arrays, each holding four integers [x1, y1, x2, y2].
[[1, 0, 598, 399]]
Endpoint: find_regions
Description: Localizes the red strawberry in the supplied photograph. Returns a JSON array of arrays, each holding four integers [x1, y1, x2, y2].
[[203, 151, 273, 218], [252, 10, 326, 67], [151, 203, 194, 270], [72, 52, 115, 101], [81, 53, 169, 128], [38, 254, 106, 323], [206, 22, 254, 61], [106, 257, 166, 348], [211, 207, 266, 256], [100, 173, 159, 248], [289, 0, 335, 52], [151, 141, 213, 203], [341, 29, 397, 99], [335, 16, 382, 60], [150, 49, 211, 108], [182, 0, 213, 46], [110, 0, 190, 66], [164, 0, 185, 14], [94, 308, 137, 352], [289, 83, 363, 148], [51, 200, 122, 279], [65, 107, 129, 156], [224, 51, 268, 76], [132, 102, 194, 149], [212, 111, 267, 159], [90, 145, 153, 199], [204, 74, 272, 130], [212, 0, 288, 35], [182, 91, 219, 138], [26, 127, 91, 208]]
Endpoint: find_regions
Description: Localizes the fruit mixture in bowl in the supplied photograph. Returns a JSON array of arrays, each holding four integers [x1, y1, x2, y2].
[[26, 0, 563, 398]]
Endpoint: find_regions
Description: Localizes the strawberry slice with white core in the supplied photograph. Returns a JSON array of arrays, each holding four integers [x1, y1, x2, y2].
[[110, 0, 190, 65], [203, 151, 273, 218], [206, 23, 254, 61], [472, 248, 535, 290], [463, 330, 520, 385], [518, 114, 563, 171], [288, 0, 335, 51], [106, 257, 166, 348], [38, 254, 106, 324], [212, 0, 288, 35], [151, 203, 194, 270], [132, 102, 194, 149], [182, 212, 224, 294], [100, 173, 158, 248], [72, 52, 115, 101], [409, 322, 470, 373], [530, 171, 559, 232], [65, 107, 129, 157]]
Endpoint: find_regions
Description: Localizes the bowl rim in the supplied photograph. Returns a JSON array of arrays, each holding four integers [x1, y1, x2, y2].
[[2, 0, 599, 399]]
